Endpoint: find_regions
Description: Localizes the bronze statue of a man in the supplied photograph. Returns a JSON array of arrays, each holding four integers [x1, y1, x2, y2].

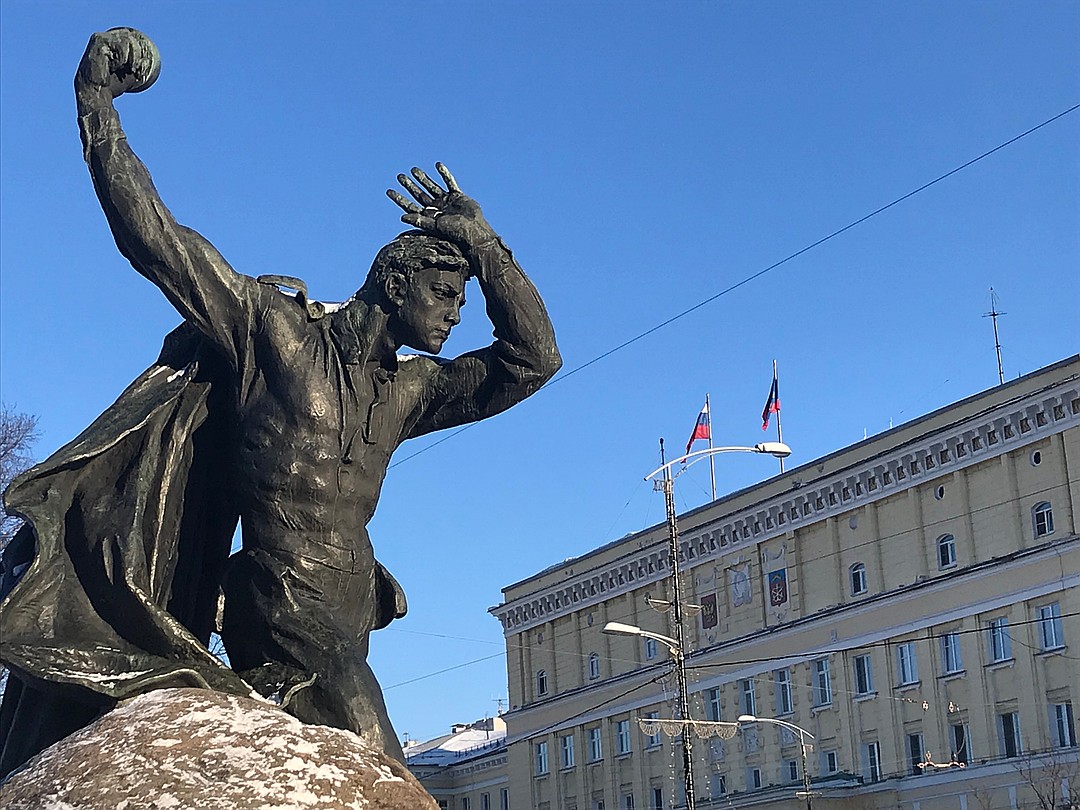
[[0, 28, 560, 775]]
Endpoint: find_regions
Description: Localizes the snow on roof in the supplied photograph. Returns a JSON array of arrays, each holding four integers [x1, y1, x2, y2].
[[404, 718, 506, 767]]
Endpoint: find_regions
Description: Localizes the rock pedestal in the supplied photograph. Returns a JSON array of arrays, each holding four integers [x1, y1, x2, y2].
[[0, 688, 437, 809]]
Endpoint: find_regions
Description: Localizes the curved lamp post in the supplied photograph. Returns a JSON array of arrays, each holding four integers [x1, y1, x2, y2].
[[608, 442, 793, 810], [738, 714, 816, 810]]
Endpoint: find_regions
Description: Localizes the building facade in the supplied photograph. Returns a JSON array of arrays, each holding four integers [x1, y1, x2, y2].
[[490, 355, 1080, 810], [406, 716, 510, 810]]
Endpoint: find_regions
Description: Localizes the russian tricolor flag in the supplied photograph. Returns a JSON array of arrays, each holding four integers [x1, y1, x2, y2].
[[761, 372, 780, 430], [685, 399, 711, 455]]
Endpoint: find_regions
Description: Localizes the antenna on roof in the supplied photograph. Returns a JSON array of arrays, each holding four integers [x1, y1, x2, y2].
[[983, 287, 1006, 385]]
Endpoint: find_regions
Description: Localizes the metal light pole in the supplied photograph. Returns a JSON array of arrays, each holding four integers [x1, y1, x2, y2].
[[639, 441, 791, 810], [738, 715, 815, 810]]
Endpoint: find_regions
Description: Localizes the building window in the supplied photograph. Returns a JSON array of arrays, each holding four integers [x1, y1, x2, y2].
[[740, 679, 757, 717], [536, 669, 548, 697], [774, 669, 793, 715], [1033, 502, 1055, 537], [862, 741, 882, 782], [588, 652, 600, 680], [813, 658, 832, 706], [785, 759, 800, 782], [937, 534, 956, 569], [940, 632, 963, 674], [535, 741, 549, 775], [747, 767, 762, 790], [1031, 450, 1042, 466], [1052, 702, 1077, 748], [650, 787, 663, 810], [561, 734, 575, 769], [587, 726, 603, 762], [897, 642, 919, 685], [710, 775, 727, 798], [622, 795, 634, 810], [850, 562, 868, 596], [987, 617, 1012, 662], [1038, 603, 1065, 650], [998, 712, 1022, 758], [853, 654, 874, 695], [616, 719, 631, 755], [823, 750, 839, 773], [480, 794, 491, 810], [462, 797, 471, 810], [705, 687, 723, 722], [644, 637, 658, 660], [501, 789, 509, 810], [908, 732, 925, 775], [950, 723, 970, 764], [643, 711, 661, 748]]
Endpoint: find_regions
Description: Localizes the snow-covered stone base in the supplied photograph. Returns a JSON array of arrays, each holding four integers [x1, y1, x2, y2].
[[0, 688, 437, 809]]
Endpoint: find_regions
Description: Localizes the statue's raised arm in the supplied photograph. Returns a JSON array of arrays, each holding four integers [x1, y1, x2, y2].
[[387, 163, 562, 436], [75, 28, 252, 368]]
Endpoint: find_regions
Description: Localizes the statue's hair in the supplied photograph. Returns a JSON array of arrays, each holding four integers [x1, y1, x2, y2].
[[359, 231, 469, 300]]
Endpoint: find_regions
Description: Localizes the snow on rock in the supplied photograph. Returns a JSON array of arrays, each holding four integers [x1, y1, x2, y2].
[[0, 688, 437, 810]]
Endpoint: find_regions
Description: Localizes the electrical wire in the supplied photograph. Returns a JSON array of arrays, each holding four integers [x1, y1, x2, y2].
[[388, 104, 1080, 471]]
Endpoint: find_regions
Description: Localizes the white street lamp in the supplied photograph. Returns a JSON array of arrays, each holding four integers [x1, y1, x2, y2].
[[738, 715, 816, 810], [624, 440, 793, 810]]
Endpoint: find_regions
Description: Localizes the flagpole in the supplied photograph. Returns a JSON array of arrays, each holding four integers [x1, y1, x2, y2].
[[773, 359, 785, 473], [706, 393, 716, 501]]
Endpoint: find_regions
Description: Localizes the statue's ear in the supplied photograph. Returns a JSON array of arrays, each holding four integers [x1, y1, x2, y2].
[[384, 272, 407, 307]]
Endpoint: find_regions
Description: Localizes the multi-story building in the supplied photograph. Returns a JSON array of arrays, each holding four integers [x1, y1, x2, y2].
[[406, 716, 510, 810], [490, 355, 1079, 810]]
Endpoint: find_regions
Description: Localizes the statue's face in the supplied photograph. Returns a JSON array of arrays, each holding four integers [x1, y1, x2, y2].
[[388, 266, 467, 354]]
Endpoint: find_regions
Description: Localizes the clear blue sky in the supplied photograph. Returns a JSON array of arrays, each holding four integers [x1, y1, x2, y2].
[[2, 2, 1077, 743]]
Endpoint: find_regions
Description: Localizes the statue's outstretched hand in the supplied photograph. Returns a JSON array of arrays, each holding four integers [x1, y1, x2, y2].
[[387, 163, 495, 250], [76, 28, 161, 101]]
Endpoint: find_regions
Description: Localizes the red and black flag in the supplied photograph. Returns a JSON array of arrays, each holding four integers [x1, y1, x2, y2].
[[761, 370, 780, 431]]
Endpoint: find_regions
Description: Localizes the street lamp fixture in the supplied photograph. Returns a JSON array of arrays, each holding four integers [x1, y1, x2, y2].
[[602, 622, 679, 656], [737, 715, 816, 810]]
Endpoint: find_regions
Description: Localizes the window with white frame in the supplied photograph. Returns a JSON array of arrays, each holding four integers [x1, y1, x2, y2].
[[500, 789, 509, 810], [785, 759, 800, 783], [622, 794, 634, 810], [850, 562, 868, 596], [853, 654, 874, 695], [535, 740, 549, 775], [536, 669, 548, 697], [1051, 702, 1076, 748], [480, 793, 491, 810], [937, 534, 957, 568], [740, 679, 757, 717], [897, 642, 919, 685], [644, 637, 658, 660], [823, 750, 839, 774], [588, 652, 600, 680], [616, 719, 632, 754], [1038, 603, 1065, 650], [643, 711, 661, 748], [462, 797, 470, 810], [775, 668, 793, 714], [940, 632, 963, 674], [862, 741, 882, 782], [998, 711, 1022, 758], [561, 734, 575, 769], [705, 687, 723, 722], [1033, 502, 1055, 537], [747, 767, 762, 790], [813, 658, 832, 706], [987, 617, 1012, 662], [908, 732, 925, 775], [650, 787, 663, 810], [587, 726, 603, 761], [950, 723, 970, 764]]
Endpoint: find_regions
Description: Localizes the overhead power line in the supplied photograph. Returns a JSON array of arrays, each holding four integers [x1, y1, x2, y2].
[[390, 104, 1080, 470]]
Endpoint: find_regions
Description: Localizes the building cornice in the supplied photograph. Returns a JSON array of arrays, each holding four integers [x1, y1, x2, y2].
[[490, 372, 1079, 635]]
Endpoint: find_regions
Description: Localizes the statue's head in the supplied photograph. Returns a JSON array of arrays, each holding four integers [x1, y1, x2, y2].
[[359, 231, 470, 354]]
